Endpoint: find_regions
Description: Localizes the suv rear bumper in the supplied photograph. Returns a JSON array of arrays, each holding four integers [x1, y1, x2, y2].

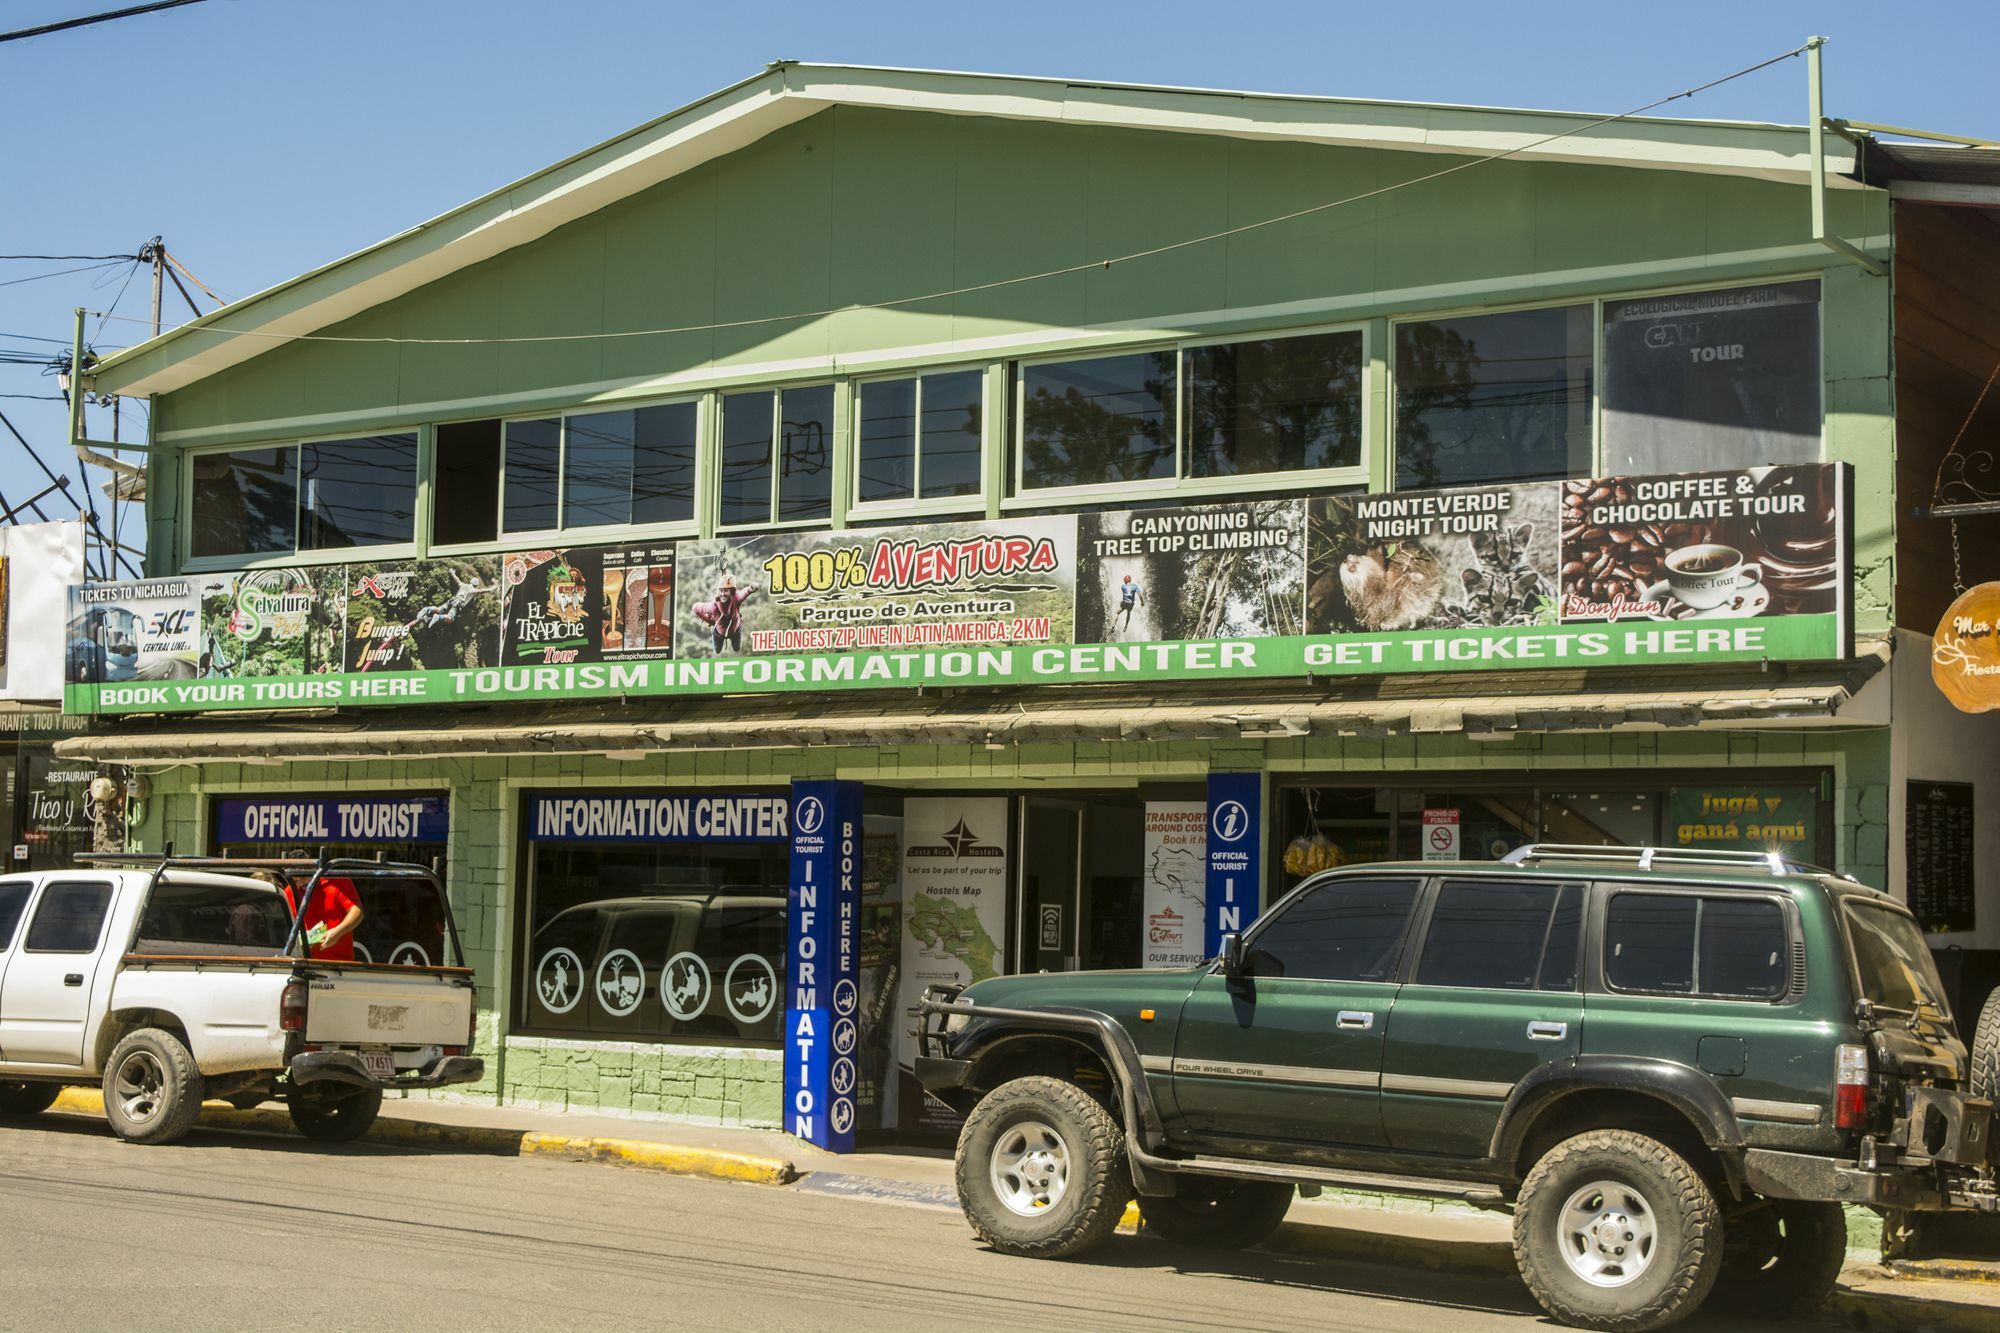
[[1743, 1148, 1999, 1212], [290, 1051, 485, 1092]]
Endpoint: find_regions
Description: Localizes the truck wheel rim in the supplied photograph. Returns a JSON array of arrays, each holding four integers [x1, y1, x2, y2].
[[1558, 1179, 1657, 1288], [990, 1119, 1071, 1217], [114, 1050, 167, 1124]]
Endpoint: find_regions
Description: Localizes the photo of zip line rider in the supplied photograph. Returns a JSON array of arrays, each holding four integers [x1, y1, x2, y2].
[[691, 573, 756, 655], [1115, 573, 1146, 636]]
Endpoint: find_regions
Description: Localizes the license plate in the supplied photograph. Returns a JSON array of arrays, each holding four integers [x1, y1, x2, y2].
[[359, 1049, 396, 1080]]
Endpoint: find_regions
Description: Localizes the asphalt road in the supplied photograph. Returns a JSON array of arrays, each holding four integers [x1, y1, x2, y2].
[[0, 1116, 1780, 1333]]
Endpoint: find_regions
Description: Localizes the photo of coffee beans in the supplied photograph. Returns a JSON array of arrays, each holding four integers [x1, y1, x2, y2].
[[1559, 477, 1713, 606]]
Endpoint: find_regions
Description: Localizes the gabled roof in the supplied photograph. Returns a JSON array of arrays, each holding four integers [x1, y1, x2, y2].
[[93, 61, 1865, 399]]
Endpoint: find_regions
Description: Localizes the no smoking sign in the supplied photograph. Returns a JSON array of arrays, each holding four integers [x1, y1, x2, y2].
[[1421, 808, 1460, 861]]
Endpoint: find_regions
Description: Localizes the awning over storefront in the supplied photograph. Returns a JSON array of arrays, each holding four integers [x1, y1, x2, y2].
[[54, 645, 1890, 766]]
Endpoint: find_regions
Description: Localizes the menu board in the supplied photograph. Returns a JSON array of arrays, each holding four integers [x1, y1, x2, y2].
[[1906, 781, 1976, 935]]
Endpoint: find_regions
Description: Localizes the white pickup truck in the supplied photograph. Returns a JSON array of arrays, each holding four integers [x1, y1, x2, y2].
[[0, 856, 483, 1144]]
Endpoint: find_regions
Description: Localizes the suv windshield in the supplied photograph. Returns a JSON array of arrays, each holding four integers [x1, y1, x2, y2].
[[1843, 898, 1948, 1017]]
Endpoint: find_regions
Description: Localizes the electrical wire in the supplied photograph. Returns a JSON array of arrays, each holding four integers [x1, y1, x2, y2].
[[0, 0, 207, 45], [90, 43, 1811, 350], [0, 253, 139, 262], [0, 260, 128, 289]]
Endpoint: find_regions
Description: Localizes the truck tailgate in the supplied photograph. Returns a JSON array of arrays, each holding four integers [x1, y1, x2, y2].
[[303, 969, 473, 1047]]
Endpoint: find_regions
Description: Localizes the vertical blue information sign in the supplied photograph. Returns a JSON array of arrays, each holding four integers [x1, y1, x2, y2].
[[785, 779, 862, 1152], [1205, 773, 1262, 958]]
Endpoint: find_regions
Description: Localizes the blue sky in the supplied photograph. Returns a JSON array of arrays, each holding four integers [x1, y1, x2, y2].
[[4, 0, 1997, 560]]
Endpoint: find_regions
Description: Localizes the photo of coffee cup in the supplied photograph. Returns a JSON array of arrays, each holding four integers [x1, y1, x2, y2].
[[1663, 543, 1761, 611]]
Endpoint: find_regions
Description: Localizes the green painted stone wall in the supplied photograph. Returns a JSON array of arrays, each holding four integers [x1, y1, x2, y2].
[[130, 725, 1890, 1127]]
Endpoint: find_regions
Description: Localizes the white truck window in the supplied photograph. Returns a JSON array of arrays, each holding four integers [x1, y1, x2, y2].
[[135, 880, 292, 956], [24, 882, 114, 954], [0, 881, 31, 950]]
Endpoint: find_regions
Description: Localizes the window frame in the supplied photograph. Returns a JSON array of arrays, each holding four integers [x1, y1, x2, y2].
[[1005, 320, 1372, 510], [1404, 877, 1585, 994], [182, 435, 421, 571], [1232, 869, 1425, 985], [849, 365, 990, 520], [715, 381, 840, 534], [1592, 883, 1800, 1005], [21, 878, 116, 955]]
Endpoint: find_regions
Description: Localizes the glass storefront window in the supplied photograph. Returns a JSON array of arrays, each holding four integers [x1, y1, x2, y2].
[[516, 791, 790, 1046], [1603, 281, 1821, 474], [1394, 305, 1593, 489]]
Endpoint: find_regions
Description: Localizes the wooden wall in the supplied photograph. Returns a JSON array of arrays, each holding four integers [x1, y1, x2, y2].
[[1895, 201, 2000, 632]]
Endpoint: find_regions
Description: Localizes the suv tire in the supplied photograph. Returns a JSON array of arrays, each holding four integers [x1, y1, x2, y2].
[[1141, 1180, 1294, 1250], [955, 1075, 1132, 1259], [1971, 988, 2000, 1103], [102, 1027, 204, 1145], [1713, 1200, 1845, 1318], [0, 1081, 61, 1117], [1513, 1129, 1722, 1332], [288, 1084, 384, 1143]]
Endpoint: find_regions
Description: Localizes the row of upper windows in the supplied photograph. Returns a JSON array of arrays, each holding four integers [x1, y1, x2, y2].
[[182, 279, 1824, 564]]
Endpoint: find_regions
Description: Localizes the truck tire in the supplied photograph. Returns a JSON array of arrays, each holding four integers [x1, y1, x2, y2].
[[0, 1081, 61, 1117], [1513, 1129, 1722, 1332], [1141, 1180, 1293, 1250], [102, 1028, 204, 1145], [955, 1074, 1133, 1260], [288, 1084, 384, 1143], [1712, 1200, 1845, 1318], [1971, 988, 2000, 1103]]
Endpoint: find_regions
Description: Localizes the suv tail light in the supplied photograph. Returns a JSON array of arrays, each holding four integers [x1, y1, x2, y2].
[[280, 979, 309, 1033], [1835, 1043, 1870, 1129]]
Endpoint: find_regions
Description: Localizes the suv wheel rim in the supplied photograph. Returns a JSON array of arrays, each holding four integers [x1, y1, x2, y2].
[[1558, 1179, 1657, 1288], [114, 1050, 167, 1124], [990, 1119, 1071, 1217]]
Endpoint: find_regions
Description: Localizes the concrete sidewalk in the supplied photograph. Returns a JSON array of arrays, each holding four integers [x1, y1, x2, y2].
[[45, 1089, 2000, 1332]]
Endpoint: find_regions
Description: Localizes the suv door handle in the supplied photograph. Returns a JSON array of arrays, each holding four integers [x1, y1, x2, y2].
[[1527, 1021, 1568, 1041], [1335, 1011, 1374, 1031], [63, 973, 84, 987]]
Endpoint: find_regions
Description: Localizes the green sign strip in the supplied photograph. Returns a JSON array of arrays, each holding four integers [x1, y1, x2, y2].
[[67, 615, 1840, 716]]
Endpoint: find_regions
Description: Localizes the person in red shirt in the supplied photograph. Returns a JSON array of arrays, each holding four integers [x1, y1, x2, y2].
[[295, 875, 365, 962]]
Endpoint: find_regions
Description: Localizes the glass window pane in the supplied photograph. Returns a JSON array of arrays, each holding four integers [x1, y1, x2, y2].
[[1604, 281, 1821, 473], [920, 370, 984, 498], [720, 392, 774, 527], [25, 881, 113, 953], [1186, 331, 1363, 477], [134, 879, 292, 954], [300, 434, 417, 550], [631, 402, 698, 527], [1395, 305, 1593, 489], [1605, 893, 1696, 993], [778, 384, 834, 523], [858, 378, 916, 504], [190, 446, 296, 558], [433, 420, 500, 546], [1021, 351, 1175, 489], [1417, 882, 1558, 990], [1538, 885, 1583, 991], [0, 880, 30, 950], [1246, 877, 1418, 982], [562, 409, 637, 530], [503, 418, 562, 534], [1542, 791, 1659, 846], [1699, 898, 1787, 999]]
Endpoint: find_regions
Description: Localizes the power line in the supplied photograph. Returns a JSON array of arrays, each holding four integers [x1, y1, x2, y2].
[[0, 253, 139, 262], [0, 260, 127, 289], [0, 0, 208, 45], [91, 43, 1810, 351]]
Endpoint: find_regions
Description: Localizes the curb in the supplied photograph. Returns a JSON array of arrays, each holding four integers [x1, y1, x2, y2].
[[49, 1089, 797, 1187]]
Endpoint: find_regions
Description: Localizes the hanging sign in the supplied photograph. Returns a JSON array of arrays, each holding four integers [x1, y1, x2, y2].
[[785, 779, 862, 1152], [1205, 774, 1262, 956], [1931, 582, 2000, 714]]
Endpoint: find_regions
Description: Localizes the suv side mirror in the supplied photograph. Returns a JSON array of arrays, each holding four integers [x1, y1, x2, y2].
[[1219, 933, 1246, 977]]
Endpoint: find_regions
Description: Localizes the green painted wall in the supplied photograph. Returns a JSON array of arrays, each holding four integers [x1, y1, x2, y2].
[[145, 105, 1896, 630], [130, 725, 1889, 1125]]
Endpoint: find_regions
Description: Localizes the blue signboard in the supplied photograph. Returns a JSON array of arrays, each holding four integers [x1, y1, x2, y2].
[[785, 779, 861, 1152], [525, 793, 789, 843], [1205, 773, 1262, 957], [216, 794, 450, 845]]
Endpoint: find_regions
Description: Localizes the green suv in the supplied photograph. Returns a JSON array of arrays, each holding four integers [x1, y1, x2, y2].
[[917, 845, 2000, 1331]]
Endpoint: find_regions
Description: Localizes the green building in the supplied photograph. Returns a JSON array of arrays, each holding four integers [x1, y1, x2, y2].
[[62, 63, 2000, 1136]]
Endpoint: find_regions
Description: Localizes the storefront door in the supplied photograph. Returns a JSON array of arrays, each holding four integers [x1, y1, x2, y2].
[[1018, 799, 1081, 972]]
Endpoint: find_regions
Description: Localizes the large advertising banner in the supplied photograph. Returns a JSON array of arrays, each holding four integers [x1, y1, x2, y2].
[[64, 465, 1852, 715], [1142, 802, 1207, 968], [895, 796, 1007, 1135], [0, 520, 85, 701]]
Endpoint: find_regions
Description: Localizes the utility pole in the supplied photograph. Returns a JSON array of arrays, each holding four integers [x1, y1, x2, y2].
[[145, 235, 164, 338]]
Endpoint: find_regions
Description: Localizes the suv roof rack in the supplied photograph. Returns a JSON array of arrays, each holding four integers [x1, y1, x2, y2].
[[1499, 843, 1834, 877]]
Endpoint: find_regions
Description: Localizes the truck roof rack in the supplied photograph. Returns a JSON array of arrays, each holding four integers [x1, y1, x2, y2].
[[76, 852, 438, 877], [1499, 843, 1834, 877]]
